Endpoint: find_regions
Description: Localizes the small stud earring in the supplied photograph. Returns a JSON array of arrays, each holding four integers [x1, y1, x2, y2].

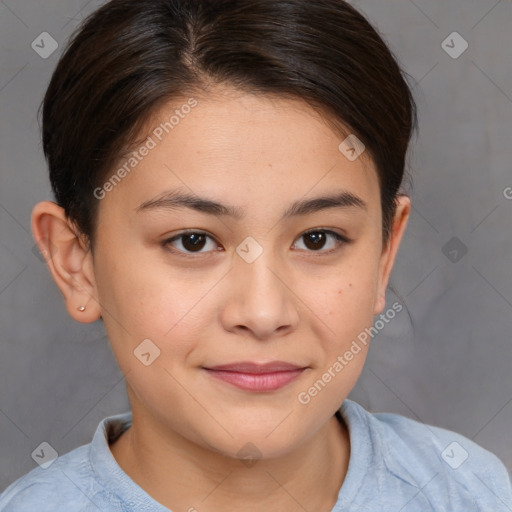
[[77, 305, 86, 312]]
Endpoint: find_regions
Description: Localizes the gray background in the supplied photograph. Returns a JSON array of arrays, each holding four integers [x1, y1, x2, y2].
[[1, 0, 511, 492]]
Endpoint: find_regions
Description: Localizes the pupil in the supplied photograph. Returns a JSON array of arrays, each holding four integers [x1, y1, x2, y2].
[[305, 232, 325, 250], [183, 234, 206, 252]]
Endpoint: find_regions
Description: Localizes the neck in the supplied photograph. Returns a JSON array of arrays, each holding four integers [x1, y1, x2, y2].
[[110, 409, 350, 512]]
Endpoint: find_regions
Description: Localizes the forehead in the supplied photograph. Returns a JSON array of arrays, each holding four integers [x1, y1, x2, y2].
[[98, 87, 380, 220]]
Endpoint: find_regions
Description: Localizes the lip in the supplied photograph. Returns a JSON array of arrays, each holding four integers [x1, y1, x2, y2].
[[205, 361, 305, 373], [202, 361, 308, 392]]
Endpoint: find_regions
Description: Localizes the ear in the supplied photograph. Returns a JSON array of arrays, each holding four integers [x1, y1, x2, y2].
[[373, 194, 411, 315], [31, 201, 101, 323]]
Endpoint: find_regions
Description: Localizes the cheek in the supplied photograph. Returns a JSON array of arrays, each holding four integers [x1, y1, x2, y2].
[[325, 259, 379, 311], [96, 251, 219, 369], [318, 263, 380, 347]]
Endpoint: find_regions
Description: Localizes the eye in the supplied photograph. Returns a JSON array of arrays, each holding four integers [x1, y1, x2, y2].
[[162, 228, 351, 258], [162, 230, 220, 256], [292, 229, 350, 254]]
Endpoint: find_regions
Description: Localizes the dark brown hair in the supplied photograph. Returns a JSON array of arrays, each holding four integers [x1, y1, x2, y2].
[[40, 0, 417, 251]]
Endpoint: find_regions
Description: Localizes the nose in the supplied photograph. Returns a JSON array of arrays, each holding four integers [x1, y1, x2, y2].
[[219, 245, 300, 341]]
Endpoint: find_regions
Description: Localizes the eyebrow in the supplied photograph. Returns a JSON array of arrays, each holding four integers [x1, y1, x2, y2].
[[135, 188, 367, 219]]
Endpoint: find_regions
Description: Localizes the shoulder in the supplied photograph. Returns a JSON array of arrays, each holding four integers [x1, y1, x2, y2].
[[0, 412, 133, 511], [0, 443, 116, 512], [0, 410, 134, 512], [343, 399, 512, 510]]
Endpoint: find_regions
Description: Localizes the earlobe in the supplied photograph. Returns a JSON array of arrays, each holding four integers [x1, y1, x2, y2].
[[373, 195, 411, 315], [31, 201, 101, 324]]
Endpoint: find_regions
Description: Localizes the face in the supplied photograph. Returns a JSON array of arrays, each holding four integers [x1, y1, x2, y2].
[[34, 86, 409, 459]]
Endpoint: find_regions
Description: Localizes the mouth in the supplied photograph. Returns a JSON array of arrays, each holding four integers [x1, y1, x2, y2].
[[202, 361, 308, 392]]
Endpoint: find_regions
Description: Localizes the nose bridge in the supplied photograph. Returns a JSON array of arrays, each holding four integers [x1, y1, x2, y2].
[[222, 235, 299, 338], [235, 235, 283, 299]]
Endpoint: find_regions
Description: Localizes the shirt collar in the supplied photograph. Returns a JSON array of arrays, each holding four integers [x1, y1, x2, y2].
[[88, 399, 415, 510]]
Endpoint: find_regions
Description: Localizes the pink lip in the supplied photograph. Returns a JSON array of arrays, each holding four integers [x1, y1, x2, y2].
[[203, 361, 307, 392]]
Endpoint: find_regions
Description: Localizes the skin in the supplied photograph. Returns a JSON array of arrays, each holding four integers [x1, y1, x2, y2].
[[31, 85, 410, 512]]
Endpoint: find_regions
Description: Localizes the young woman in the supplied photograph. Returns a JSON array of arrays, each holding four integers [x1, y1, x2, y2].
[[1, 0, 510, 510]]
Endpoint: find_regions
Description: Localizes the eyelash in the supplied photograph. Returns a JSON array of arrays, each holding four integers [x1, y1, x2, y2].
[[161, 229, 352, 259]]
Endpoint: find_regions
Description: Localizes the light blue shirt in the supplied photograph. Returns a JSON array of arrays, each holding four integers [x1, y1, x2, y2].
[[1, 399, 511, 511]]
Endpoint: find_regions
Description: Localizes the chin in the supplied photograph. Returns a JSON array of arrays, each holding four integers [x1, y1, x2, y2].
[[208, 427, 302, 462]]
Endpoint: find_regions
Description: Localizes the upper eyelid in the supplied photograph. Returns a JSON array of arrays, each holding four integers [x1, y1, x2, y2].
[[165, 227, 345, 241]]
